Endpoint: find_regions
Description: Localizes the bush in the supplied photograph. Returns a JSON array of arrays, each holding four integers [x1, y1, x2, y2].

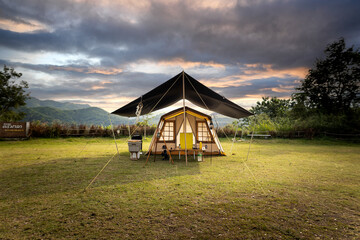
[[294, 112, 360, 135], [28, 122, 158, 138]]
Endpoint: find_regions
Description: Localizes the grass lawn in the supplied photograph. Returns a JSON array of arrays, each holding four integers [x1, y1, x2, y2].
[[0, 137, 359, 239]]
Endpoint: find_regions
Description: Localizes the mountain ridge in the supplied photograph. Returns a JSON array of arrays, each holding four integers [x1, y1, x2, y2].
[[21, 97, 131, 125], [20, 106, 132, 125], [26, 97, 91, 110], [20, 97, 233, 126]]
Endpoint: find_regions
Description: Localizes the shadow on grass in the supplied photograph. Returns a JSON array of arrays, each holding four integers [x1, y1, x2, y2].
[[0, 151, 201, 201]]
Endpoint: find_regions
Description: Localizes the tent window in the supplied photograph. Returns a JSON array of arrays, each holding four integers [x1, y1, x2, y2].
[[162, 121, 175, 141], [197, 122, 211, 142]]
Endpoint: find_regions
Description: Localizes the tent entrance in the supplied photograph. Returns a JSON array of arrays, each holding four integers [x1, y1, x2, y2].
[[145, 107, 226, 158], [180, 133, 193, 150]]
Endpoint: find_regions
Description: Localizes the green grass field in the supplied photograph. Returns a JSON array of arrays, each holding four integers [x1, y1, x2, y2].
[[0, 137, 359, 239]]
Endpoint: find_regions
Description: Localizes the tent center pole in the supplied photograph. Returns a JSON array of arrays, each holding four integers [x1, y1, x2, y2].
[[182, 70, 188, 166]]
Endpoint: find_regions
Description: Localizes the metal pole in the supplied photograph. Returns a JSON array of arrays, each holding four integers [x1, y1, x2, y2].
[[128, 118, 131, 138], [108, 113, 120, 160], [245, 116, 256, 162], [230, 120, 240, 155], [211, 137, 212, 165], [182, 71, 188, 166], [144, 117, 147, 139]]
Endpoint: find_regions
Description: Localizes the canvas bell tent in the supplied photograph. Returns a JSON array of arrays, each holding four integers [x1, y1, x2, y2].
[[148, 106, 225, 156], [112, 71, 252, 161]]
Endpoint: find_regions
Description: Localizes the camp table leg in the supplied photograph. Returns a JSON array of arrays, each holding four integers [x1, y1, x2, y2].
[[179, 151, 180, 160], [193, 150, 195, 160]]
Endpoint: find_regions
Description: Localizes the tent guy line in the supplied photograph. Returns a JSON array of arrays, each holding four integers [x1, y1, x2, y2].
[[83, 71, 259, 191]]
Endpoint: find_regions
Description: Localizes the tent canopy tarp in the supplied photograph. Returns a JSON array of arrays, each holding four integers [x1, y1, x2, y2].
[[112, 72, 252, 119]]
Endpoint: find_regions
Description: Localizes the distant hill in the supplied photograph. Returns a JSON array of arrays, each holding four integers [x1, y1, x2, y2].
[[20, 98, 132, 125], [26, 97, 91, 110], [20, 97, 234, 126], [20, 106, 132, 125], [210, 114, 235, 127]]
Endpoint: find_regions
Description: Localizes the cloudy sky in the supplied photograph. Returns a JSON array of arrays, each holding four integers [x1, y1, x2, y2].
[[1, 0, 359, 114]]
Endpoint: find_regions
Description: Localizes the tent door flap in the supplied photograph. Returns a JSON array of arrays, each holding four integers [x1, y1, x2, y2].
[[180, 133, 193, 149]]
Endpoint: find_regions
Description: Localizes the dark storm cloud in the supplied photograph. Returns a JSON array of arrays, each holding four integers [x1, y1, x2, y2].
[[0, 58, 178, 98], [1, 0, 360, 68], [1, 0, 359, 106], [214, 77, 298, 99], [27, 71, 171, 100]]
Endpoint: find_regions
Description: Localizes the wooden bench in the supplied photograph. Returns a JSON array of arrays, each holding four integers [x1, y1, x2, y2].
[[247, 134, 271, 139]]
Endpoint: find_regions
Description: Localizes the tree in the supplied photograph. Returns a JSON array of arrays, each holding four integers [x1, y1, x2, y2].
[[250, 96, 293, 118], [0, 65, 29, 121], [294, 38, 360, 114], [136, 114, 153, 139]]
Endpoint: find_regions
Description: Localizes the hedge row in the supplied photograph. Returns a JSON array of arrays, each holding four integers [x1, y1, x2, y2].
[[28, 121, 320, 139], [30, 121, 156, 138]]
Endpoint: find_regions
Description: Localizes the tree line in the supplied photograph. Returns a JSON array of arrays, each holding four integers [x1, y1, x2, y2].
[[237, 38, 359, 136]]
